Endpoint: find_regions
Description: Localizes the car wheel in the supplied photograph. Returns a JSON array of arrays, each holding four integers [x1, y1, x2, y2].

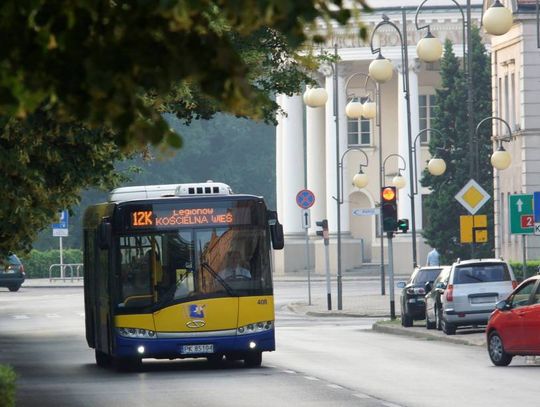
[[426, 310, 436, 330], [435, 306, 442, 331], [441, 317, 456, 335], [8, 285, 20, 292], [488, 331, 513, 366], [401, 313, 413, 327], [244, 351, 262, 368]]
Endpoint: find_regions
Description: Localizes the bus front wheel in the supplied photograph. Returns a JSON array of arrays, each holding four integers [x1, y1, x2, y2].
[[244, 352, 262, 368], [114, 356, 142, 372], [95, 350, 112, 368]]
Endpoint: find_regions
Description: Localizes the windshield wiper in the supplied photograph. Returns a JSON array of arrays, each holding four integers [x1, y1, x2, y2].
[[200, 261, 236, 296]]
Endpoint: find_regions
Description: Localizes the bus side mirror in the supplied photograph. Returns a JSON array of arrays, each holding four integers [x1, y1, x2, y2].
[[98, 220, 112, 250], [268, 210, 284, 250]]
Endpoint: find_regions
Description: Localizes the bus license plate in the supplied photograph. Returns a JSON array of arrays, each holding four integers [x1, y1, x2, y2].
[[181, 344, 214, 355]]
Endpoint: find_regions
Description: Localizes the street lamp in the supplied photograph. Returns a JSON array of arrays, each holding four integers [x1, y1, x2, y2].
[[411, 128, 448, 189], [382, 154, 407, 190], [370, 11, 419, 268], [415, 0, 513, 180], [475, 116, 514, 170]]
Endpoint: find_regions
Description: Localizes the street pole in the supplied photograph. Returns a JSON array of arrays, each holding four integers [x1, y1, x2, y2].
[[324, 228, 332, 311], [377, 83, 386, 296], [305, 227, 312, 305], [333, 43, 343, 310], [401, 9, 418, 268], [522, 234, 527, 280], [387, 232, 396, 319]]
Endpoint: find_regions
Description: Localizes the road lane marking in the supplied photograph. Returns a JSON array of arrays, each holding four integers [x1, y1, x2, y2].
[[327, 384, 344, 389], [282, 370, 297, 374], [12, 315, 30, 319], [303, 376, 319, 381], [353, 393, 371, 399]]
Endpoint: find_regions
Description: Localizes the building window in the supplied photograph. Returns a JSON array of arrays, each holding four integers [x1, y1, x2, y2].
[[418, 94, 436, 143], [347, 97, 371, 146]]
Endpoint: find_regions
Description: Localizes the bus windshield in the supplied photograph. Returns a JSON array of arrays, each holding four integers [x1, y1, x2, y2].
[[117, 225, 272, 312]]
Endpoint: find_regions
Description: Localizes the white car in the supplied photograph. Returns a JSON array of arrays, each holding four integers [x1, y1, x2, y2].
[[440, 258, 517, 335]]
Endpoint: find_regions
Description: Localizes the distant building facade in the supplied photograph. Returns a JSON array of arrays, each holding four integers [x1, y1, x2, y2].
[[274, 0, 540, 275]]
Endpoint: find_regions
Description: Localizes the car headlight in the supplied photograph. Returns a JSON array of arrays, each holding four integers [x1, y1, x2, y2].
[[117, 327, 157, 339], [237, 320, 273, 335]]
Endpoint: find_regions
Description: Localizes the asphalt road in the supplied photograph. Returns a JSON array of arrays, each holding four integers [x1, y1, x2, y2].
[[1, 283, 540, 407]]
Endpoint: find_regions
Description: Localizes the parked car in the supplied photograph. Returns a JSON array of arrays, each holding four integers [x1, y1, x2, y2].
[[0, 254, 25, 292], [486, 275, 540, 366], [439, 258, 517, 335], [398, 266, 445, 327], [424, 266, 451, 330]]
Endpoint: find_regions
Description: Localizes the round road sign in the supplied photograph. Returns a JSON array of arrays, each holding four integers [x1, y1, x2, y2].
[[296, 189, 315, 209]]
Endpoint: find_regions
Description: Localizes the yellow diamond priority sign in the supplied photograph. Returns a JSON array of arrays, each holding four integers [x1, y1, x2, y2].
[[455, 179, 491, 215]]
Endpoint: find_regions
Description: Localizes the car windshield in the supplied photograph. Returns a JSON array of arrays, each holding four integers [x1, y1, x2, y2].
[[414, 269, 442, 284], [453, 263, 510, 284]]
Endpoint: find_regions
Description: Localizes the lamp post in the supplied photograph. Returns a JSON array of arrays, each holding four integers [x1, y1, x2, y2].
[[370, 10, 419, 268], [415, 0, 513, 181], [335, 147, 369, 309], [304, 46, 374, 309], [412, 129, 448, 187], [343, 72, 387, 295], [382, 154, 408, 190]]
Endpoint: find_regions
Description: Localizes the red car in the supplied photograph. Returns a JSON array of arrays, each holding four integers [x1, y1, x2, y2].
[[486, 275, 540, 366]]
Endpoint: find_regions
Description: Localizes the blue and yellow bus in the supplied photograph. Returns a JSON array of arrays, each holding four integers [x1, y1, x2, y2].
[[83, 181, 283, 369]]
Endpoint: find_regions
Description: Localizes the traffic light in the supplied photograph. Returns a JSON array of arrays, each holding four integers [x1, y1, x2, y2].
[[316, 219, 329, 244], [397, 218, 409, 233], [381, 186, 398, 232]]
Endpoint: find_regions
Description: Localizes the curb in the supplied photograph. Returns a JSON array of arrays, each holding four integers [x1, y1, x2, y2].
[[287, 303, 390, 318], [371, 321, 486, 347]]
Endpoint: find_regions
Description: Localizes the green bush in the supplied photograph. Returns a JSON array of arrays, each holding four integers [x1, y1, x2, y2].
[[21, 249, 83, 279], [0, 364, 16, 407], [509, 260, 540, 281]]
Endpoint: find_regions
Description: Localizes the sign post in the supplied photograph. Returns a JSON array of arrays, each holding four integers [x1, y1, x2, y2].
[[296, 189, 315, 305], [455, 179, 491, 258], [52, 210, 69, 279], [509, 194, 534, 280]]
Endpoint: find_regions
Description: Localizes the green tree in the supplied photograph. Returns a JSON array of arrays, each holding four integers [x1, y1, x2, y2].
[[1, 1, 372, 256], [421, 26, 493, 264]]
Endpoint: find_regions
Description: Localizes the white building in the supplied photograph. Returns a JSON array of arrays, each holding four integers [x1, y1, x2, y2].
[[274, 0, 540, 276]]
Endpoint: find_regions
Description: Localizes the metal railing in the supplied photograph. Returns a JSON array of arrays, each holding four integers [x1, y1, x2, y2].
[[49, 263, 84, 282]]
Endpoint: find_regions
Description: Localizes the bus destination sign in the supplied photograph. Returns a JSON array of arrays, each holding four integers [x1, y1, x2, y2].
[[130, 207, 235, 229]]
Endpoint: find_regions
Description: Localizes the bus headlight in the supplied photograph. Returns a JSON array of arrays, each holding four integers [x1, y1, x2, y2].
[[117, 327, 157, 339], [237, 320, 273, 335]]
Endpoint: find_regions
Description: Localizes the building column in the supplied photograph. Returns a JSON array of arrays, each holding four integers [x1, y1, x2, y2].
[[279, 94, 305, 235], [306, 98, 326, 234]]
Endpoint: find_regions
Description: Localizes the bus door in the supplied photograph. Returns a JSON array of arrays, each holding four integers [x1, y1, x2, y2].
[[96, 243, 113, 355], [152, 228, 239, 334]]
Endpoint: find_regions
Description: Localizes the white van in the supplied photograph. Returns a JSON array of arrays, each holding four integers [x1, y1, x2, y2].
[[440, 258, 517, 335]]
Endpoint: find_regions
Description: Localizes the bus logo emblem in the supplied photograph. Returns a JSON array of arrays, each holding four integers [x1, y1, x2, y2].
[[188, 304, 205, 318], [186, 320, 206, 329]]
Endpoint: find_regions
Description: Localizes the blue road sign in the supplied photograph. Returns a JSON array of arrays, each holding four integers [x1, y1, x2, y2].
[[534, 192, 540, 235], [296, 189, 315, 209], [52, 210, 69, 229]]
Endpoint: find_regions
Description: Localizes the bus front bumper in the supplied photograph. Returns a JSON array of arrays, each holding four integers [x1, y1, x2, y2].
[[115, 329, 275, 359]]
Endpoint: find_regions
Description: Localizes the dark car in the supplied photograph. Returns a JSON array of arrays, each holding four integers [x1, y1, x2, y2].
[[398, 266, 445, 327], [424, 266, 451, 330], [486, 275, 540, 366], [0, 254, 25, 292]]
